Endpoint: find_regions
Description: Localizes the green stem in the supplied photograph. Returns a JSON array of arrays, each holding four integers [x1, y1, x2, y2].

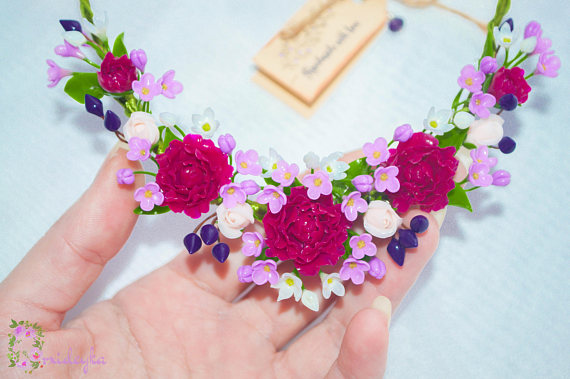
[[149, 155, 159, 167], [85, 41, 106, 59], [465, 186, 480, 192], [510, 54, 530, 68], [503, 48, 509, 67], [133, 170, 156, 176], [505, 51, 523, 68], [525, 72, 534, 80], [228, 154, 233, 166], [82, 58, 100, 69], [387, 139, 395, 147], [173, 124, 186, 137]]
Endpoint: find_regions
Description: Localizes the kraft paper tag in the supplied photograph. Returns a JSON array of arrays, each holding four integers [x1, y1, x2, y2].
[[253, 0, 387, 116]]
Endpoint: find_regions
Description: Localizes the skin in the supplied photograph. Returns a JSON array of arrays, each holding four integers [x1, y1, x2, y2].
[[0, 145, 440, 378]]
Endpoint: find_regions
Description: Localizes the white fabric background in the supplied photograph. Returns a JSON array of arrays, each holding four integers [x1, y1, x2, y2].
[[1, 0, 568, 377]]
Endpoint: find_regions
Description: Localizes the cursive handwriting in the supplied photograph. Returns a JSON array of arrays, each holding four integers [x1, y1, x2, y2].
[[42, 346, 106, 374]]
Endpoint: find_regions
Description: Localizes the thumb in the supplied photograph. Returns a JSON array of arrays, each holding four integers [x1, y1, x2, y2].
[[0, 142, 143, 330]]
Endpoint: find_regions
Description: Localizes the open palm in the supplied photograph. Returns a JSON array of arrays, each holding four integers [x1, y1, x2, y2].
[[0, 146, 439, 378]]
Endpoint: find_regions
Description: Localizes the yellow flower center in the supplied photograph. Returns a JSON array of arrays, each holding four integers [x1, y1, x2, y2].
[[477, 159, 482, 163], [140, 150, 146, 156], [465, 78, 473, 86], [240, 162, 248, 169], [504, 37, 511, 43], [429, 120, 438, 128], [202, 123, 211, 132], [349, 262, 357, 269], [272, 192, 280, 198], [284, 172, 291, 180], [314, 178, 322, 186], [286, 278, 295, 286], [373, 151, 381, 159], [473, 173, 479, 180], [142, 87, 149, 95], [227, 188, 235, 195], [347, 198, 354, 207], [272, 163, 277, 170], [162, 84, 168, 90], [254, 240, 261, 247], [475, 99, 481, 105], [380, 173, 388, 181], [357, 240, 366, 249], [144, 190, 153, 198], [264, 265, 271, 272], [542, 64, 546, 71], [327, 278, 333, 284], [326, 166, 333, 172]]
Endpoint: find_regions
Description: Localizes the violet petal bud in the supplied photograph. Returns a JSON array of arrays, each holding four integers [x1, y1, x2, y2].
[[130, 49, 147, 72], [218, 133, 236, 154], [240, 180, 260, 195], [492, 170, 511, 186], [368, 257, 386, 279], [393, 123, 413, 142], [480, 56, 498, 74], [237, 265, 253, 283], [116, 168, 135, 185], [352, 174, 373, 192]]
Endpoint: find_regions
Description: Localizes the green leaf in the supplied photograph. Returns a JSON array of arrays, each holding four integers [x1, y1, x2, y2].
[[447, 183, 473, 212], [158, 128, 182, 154], [345, 157, 369, 178], [133, 205, 171, 215], [436, 128, 467, 151], [64, 73, 104, 104], [463, 142, 477, 150], [79, 0, 94, 24], [112, 32, 128, 57], [19, 321, 24, 325], [10, 319, 17, 328], [263, 177, 280, 187], [481, 0, 511, 58]]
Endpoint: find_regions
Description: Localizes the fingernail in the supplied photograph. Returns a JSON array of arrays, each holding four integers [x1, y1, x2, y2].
[[372, 295, 392, 327], [430, 207, 447, 229], [110, 140, 130, 154]]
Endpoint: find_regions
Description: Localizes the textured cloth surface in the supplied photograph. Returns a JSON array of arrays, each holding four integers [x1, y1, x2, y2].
[[1, 1, 568, 377]]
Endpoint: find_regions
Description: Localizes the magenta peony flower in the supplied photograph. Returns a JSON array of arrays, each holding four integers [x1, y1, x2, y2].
[[487, 67, 532, 104], [263, 187, 351, 276], [97, 52, 137, 93], [156, 134, 233, 218], [384, 132, 458, 213]]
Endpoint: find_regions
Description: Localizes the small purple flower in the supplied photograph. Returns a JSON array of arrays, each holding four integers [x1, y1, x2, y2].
[[242, 232, 264, 257], [492, 170, 511, 186], [235, 149, 262, 176], [339, 258, 370, 285], [393, 123, 413, 142], [220, 183, 247, 208], [24, 328, 35, 338], [46, 59, 72, 88], [352, 174, 374, 192], [158, 70, 183, 99], [341, 191, 368, 222], [533, 36, 552, 56], [458, 64, 485, 93], [130, 49, 147, 72], [251, 260, 279, 285], [374, 166, 400, 193], [134, 182, 164, 211], [535, 51, 561, 78], [301, 171, 332, 200], [368, 257, 387, 279], [237, 265, 253, 283], [218, 133, 236, 154], [468, 163, 493, 187], [272, 160, 299, 187], [132, 73, 162, 101], [54, 40, 85, 59], [362, 137, 389, 166], [116, 168, 135, 185], [480, 56, 498, 74], [126, 137, 151, 161], [469, 92, 496, 118], [470, 145, 497, 167], [524, 21, 552, 55], [240, 180, 260, 195], [524, 21, 541, 38], [256, 185, 287, 213], [14, 325, 25, 338], [349, 234, 377, 259]]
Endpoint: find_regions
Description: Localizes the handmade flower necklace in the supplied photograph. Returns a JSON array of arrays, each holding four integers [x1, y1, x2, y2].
[[47, 0, 560, 312]]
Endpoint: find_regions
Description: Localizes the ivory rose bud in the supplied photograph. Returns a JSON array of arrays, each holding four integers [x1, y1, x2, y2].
[[216, 203, 254, 239], [124, 111, 159, 144], [363, 200, 402, 239], [465, 114, 504, 147]]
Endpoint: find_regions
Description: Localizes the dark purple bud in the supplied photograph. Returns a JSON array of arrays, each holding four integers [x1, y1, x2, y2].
[[498, 136, 516, 154], [104, 110, 121, 131], [389, 17, 404, 32], [59, 19, 83, 32], [184, 233, 202, 254], [200, 224, 219, 245], [499, 94, 518, 111], [500, 18, 514, 32], [84, 94, 104, 118], [399, 229, 418, 248], [410, 215, 429, 234], [387, 238, 405, 266], [212, 243, 230, 263]]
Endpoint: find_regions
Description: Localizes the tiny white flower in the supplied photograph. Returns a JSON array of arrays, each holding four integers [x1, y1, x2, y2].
[[63, 31, 87, 47], [320, 152, 349, 180], [423, 107, 453, 135], [303, 151, 320, 170], [259, 148, 283, 178], [83, 12, 109, 40], [320, 273, 345, 300], [301, 289, 319, 312], [493, 24, 516, 48], [453, 111, 475, 130], [191, 107, 219, 138], [271, 273, 302, 302], [159, 112, 178, 128], [520, 36, 537, 54]]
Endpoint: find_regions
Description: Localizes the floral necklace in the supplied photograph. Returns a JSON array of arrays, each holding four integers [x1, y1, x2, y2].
[[47, 0, 560, 312]]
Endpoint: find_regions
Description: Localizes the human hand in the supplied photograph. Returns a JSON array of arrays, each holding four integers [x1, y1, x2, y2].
[[0, 144, 440, 378]]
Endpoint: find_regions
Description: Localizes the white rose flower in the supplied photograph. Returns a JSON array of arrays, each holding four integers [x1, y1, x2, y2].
[[216, 203, 254, 239], [320, 273, 345, 300], [271, 273, 302, 302], [363, 200, 402, 239], [124, 111, 159, 144], [453, 111, 475, 130], [465, 114, 504, 146]]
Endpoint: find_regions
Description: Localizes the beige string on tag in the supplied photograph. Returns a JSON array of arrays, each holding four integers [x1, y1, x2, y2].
[[397, 0, 487, 32]]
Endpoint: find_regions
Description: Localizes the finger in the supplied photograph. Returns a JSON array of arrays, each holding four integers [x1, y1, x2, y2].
[[0, 142, 143, 330]]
